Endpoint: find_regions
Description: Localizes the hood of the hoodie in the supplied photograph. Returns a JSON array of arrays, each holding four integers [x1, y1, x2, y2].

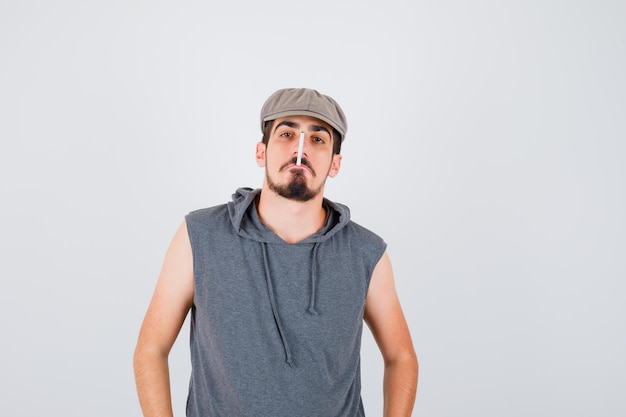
[[227, 187, 351, 244]]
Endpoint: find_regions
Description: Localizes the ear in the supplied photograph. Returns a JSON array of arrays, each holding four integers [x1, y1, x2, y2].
[[256, 142, 266, 167], [328, 154, 342, 178]]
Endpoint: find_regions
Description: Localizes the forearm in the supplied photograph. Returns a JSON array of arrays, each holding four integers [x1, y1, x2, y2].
[[382, 352, 418, 417], [134, 348, 174, 417]]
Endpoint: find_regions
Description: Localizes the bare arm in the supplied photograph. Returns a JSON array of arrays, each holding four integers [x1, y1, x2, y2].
[[133, 221, 194, 417], [364, 251, 418, 417]]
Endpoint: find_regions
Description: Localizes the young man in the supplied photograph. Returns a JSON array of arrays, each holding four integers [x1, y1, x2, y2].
[[133, 88, 418, 417]]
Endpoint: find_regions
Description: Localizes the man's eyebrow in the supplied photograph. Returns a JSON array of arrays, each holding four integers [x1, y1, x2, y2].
[[310, 125, 331, 137], [273, 121, 299, 132]]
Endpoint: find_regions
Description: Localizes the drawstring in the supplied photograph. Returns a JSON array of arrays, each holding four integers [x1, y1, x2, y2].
[[261, 243, 294, 368], [307, 242, 321, 315]]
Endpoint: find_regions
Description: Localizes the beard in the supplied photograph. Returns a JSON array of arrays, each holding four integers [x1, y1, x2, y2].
[[266, 157, 323, 202]]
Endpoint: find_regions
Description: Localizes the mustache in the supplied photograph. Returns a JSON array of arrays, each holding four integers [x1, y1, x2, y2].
[[280, 157, 316, 176]]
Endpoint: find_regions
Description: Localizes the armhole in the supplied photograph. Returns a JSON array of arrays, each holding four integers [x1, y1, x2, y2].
[[184, 214, 198, 296], [365, 239, 387, 290]]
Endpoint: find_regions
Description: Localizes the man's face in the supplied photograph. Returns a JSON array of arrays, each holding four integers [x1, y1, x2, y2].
[[256, 115, 342, 202]]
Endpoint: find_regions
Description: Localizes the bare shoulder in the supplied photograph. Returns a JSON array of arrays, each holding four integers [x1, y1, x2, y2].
[[151, 220, 194, 314], [364, 251, 416, 361], [136, 220, 194, 353]]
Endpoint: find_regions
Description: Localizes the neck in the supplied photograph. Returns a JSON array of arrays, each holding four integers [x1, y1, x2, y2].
[[256, 185, 327, 244]]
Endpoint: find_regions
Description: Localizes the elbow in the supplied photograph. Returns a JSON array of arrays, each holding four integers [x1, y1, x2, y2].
[[133, 344, 147, 377], [385, 347, 418, 368], [133, 340, 168, 376], [408, 351, 419, 378], [385, 348, 419, 383]]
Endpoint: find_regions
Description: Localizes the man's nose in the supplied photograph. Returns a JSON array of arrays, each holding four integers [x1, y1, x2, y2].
[[292, 132, 306, 156]]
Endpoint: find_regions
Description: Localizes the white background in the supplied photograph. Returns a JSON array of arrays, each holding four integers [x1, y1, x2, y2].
[[1, 1, 625, 416]]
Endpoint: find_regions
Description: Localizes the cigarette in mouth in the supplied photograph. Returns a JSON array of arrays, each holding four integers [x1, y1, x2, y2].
[[296, 131, 304, 166]]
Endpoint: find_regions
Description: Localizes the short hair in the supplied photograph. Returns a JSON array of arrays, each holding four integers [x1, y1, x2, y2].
[[262, 120, 342, 155]]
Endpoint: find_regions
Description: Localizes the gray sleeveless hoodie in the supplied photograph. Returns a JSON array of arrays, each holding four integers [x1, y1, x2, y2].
[[184, 188, 386, 417]]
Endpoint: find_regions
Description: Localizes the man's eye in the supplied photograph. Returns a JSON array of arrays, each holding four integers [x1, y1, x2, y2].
[[280, 132, 292, 138], [313, 136, 325, 143]]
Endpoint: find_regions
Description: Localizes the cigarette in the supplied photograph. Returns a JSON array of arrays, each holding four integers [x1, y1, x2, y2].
[[296, 131, 304, 166]]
